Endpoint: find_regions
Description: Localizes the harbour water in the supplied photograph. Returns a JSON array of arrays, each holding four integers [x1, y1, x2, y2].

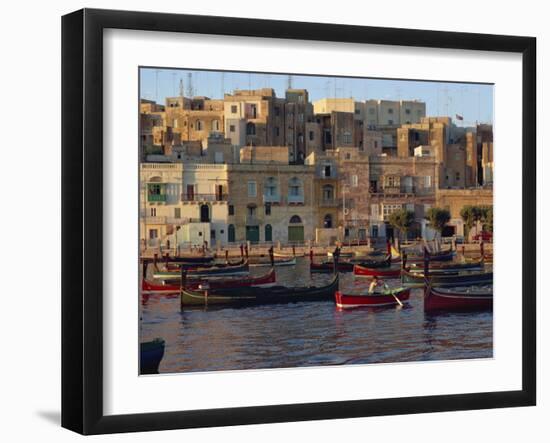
[[140, 257, 493, 374]]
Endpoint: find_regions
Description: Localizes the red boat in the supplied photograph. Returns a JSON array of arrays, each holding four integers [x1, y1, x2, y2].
[[335, 288, 410, 308], [142, 268, 276, 294], [424, 283, 493, 311], [353, 263, 401, 278]]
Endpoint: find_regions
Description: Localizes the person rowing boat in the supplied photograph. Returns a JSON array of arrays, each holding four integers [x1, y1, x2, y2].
[[368, 276, 389, 293]]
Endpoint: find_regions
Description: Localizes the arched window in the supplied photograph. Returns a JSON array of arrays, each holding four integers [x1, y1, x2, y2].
[[289, 215, 302, 224], [196, 120, 204, 131], [246, 122, 256, 135], [211, 119, 220, 131], [265, 224, 272, 242], [322, 184, 334, 201], [263, 177, 278, 202], [323, 214, 333, 228], [288, 177, 304, 203]]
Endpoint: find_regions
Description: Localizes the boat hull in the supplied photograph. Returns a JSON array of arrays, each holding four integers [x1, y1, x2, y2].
[[335, 288, 410, 308], [140, 338, 165, 374], [142, 268, 276, 294], [180, 275, 339, 307], [353, 264, 401, 278], [424, 285, 493, 311], [402, 269, 493, 287]]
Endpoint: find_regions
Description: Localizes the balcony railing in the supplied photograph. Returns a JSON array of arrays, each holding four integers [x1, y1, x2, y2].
[[245, 215, 260, 226], [181, 193, 228, 202], [148, 194, 167, 202], [287, 194, 305, 204], [263, 194, 281, 204], [319, 198, 339, 207]]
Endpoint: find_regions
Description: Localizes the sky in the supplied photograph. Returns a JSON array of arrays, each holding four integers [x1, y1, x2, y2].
[[140, 67, 494, 127]]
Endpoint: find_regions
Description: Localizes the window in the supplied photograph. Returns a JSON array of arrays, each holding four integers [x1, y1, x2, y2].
[[424, 176, 432, 188], [247, 181, 257, 197], [229, 125, 236, 132], [228, 205, 234, 216], [388, 119, 394, 125], [211, 229, 216, 240], [264, 177, 278, 198], [289, 215, 302, 224], [382, 204, 403, 220], [211, 120, 220, 131], [274, 107, 280, 116], [388, 108, 394, 114], [214, 152, 224, 163], [275, 127, 280, 137], [231, 105, 238, 114], [246, 122, 256, 135], [324, 165, 331, 177], [149, 229, 158, 239], [385, 176, 400, 188], [247, 205, 256, 216], [455, 172, 461, 181], [323, 214, 333, 228], [345, 153, 351, 160], [174, 208, 181, 219], [288, 177, 303, 197], [309, 131, 314, 141], [343, 132, 352, 144], [322, 184, 334, 201], [374, 141, 378, 148], [150, 207, 156, 216], [298, 113, 304, 122], [265, 203, 271, 215], [196, 120, 204, 131], [351, 175, 358, 187], [354, 109, 360, 115], [405, 109, 411, 115], [369, 108, 375, 114]]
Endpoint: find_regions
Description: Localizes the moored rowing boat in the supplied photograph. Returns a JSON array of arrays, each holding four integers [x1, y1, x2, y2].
[[424, 283, 493, 311]]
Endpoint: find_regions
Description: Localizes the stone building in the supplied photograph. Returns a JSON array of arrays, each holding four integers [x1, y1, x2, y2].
[[226, 146, 316, 244]]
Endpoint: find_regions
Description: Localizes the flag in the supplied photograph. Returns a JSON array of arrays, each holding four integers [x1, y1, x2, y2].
[[456, 114, 464, 121]]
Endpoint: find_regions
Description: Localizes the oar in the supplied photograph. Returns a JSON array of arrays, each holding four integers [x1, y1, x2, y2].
[[383, 283, 403, 307]]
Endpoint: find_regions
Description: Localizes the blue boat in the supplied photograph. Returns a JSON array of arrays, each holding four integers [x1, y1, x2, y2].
[[140, 338, 165, 374]]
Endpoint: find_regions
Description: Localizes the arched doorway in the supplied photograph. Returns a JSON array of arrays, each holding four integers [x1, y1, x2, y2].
[[288, 215, 304, 242], [323, 214, 333, 228], [265, 224, 273, 242], [228, 224, 235, 243], [200, 204, 210, 222]]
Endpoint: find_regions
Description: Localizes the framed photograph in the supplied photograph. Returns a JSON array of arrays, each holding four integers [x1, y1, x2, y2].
[[62, 8, 536, 435]]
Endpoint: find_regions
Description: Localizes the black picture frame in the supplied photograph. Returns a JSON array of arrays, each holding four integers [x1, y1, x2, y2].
[[62, 8, 536, 435]]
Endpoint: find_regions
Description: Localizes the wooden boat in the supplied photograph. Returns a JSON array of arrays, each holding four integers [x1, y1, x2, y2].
[[401, 250, 492, 287], [250, 256, 297, 267], [180, 274, 339, 307], [424, 283, 493, 311], [142, 268, 276, 294], [165, 257, 244, 271], [401, 268, 493, 287], [353, 263, 401, 278], [142, 254, 214, 264], [335, 287, 411, 308], [140, 338, 165, 374], [406, 259, 484, 272], [310, 260, 355, 273], [309, 250, 354, 273], [154, 260, 249, 280]]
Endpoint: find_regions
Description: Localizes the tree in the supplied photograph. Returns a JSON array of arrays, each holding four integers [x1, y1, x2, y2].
[[481, 205, 493, 232], [388, 209, 415, 241], [425, 207, 451, 238], [460, 205, 476, 239]]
